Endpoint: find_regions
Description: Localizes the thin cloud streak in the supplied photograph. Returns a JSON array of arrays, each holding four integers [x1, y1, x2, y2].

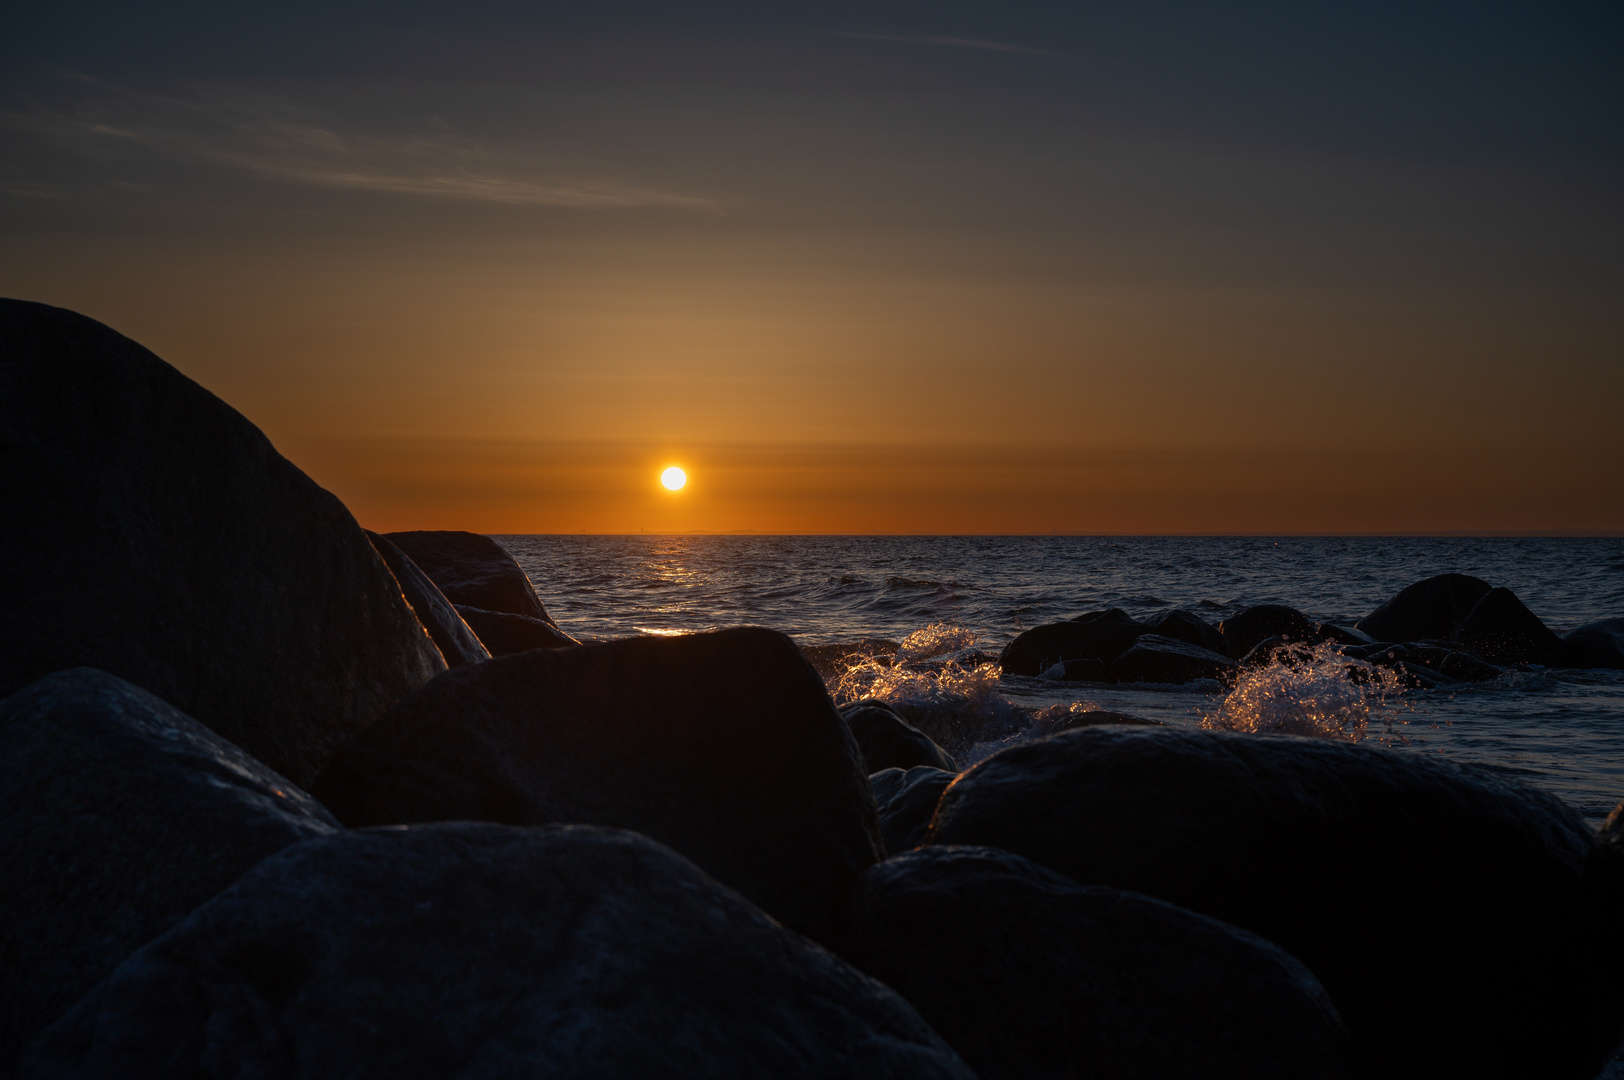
[[828, 31, 1070, 59]]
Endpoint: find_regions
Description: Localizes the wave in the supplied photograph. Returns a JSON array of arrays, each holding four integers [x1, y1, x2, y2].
[[1199, 640, 1411, 741]]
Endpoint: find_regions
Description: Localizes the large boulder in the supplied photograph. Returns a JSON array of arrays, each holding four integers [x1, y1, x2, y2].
[[1149, 608, 1230, 655], [1356, 572, 1492, 644], [847, 846, 1351, 1080], [0, 668, 338, 1067], [383, 530, 556, 623], [843, 700, 957, 772], [1110, 634, 1236, 684], [927, 725, 1616, 1079], [1558, 618, 1624, 670], [1451, 586, 1561, 666], [454, 605, 579, 655], [0, 300, 445, 786], [19, 825, 975, 1080], [1217, 604, 1319, 659], [998, 609, 1150, 676], [367, 531, 490, 667], [312, 628, 881, 945], [870, 766, 956, 854]]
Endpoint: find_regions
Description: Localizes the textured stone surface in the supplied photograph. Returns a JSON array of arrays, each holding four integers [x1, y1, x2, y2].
[[383, 530, 556, 623], [313, 627, 881, 945], [842, 700, 956, 772], [0, 300, 445, 787], [367, 531, 490, 667], [848, 846, 1351, 1080], [0, 668, 338, 1067], [20, 825, 975, 1080], [928, 725, 1615, 1079]]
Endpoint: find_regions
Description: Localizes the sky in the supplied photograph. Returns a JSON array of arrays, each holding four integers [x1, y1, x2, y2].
[[2, 1, 1620, 533]]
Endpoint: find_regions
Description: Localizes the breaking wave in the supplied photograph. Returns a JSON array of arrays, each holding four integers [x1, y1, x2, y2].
[[1200, 640, 1410, 741]]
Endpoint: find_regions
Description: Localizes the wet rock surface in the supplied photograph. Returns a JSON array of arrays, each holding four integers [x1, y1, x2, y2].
[[1356, 572, 1492, 644], [312, 627, 881, 945], [0, 668, 338, 1067], [383, 530, 557, 623], [1218, 604, 1319, 659], [454, 604, 579, 655], [998, 609, 1151, 676], [870, 766, 956, 854], [1560, 618, 1624, 670], [1149, 608, 1230, 655], [0, 300, 446, 787], [1452, 585, 1562, 666], [367, 531, 490, 667], [20, 825, 974, 1080], [847, 846, 1352, 1080], [843, 699, 957, 772], [1110, 633, 1236, 684], [927, 725, 1615, 1079]]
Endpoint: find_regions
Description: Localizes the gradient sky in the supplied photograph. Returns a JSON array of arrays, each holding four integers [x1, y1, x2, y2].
[[3, 2, 1620, 533]]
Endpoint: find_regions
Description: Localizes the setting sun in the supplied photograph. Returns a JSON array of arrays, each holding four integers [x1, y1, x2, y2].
[[660, 466, 687, 491]]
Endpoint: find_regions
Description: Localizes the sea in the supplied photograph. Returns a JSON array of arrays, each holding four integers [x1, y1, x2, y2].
[[496, 535, 1624, 824]]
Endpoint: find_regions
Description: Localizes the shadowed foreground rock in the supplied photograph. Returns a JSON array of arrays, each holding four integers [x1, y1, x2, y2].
[[0, 300, 445, 786], [848, 846, 1351, 1080], [454, 604, 579, 654], [998, 609, 1150, 676], [0, 669, 338, 1067], [928, 725, 1617, 1079], [367, 531, 490, 667], [19, 825, 975, 1080], [383, 530, 558, 623], [842, 699, 957, 772], [313, 627, 881, 945], [1356, 572, 1492, 643], [870, 766, 956, 854]]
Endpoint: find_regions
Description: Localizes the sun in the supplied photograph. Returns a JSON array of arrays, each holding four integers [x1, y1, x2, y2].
[[660, 465, 688, 491]]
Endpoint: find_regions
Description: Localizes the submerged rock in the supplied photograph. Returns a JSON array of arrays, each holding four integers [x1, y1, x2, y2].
[[998, 609, 1150, 676], [1559, 618, 1624, 670], [0, 669, 338, 1066], [19, 825, 974, 1080], [454, 605, 579, 655], [368, 531, 490, 667], [0, 300, 446, 787], [1217, 604, 1318, 659], [1452, 586, 1561, 666], [847, 846, 1351, 1080], [383, 530, 557, 623], [1356, 573, 1492, 644], [870, 767, 956, 854], [1111, 634, 1236, 684], [312, 627, 880, 946], [927, 725, 1615, 1079], [843, 700, 957, 772], [1149, 609, 1230, 656]]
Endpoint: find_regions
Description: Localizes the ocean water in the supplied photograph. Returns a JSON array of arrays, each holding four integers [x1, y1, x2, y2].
[[497, 535, 1624, 822]]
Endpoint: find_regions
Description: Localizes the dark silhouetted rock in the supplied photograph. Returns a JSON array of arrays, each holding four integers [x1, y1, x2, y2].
[[1238, 634, 1306, 668], [1355, 643, 1501, 684], [1357, 573, 1492, 644], [1218, 604, 1319, 659], [848, 846, 1351, 1080], [1111, 634, 1237, 684], [1452, 586, 1561, 666], [998, 609, 1151, 676], [928, 725, 1615, 1079], [454, 605, 579, 655], [19, 825, 974, 1080], [367, 531, 490, 667], [1056, 657, 1115, 682], [1151, 609, 1230, 655], [0, 300, 446, 787], [1043, 709, 1161, 732], [312, 628, 880, 945], [802, 639, 900, 681], [383, 530, 556, 623], [1318, 622, 1376, 646], [0, 669, 338, 1066], [870, 767, 956, 854], [843, 700, 957, 772], [1558, 618, 1624, 670]]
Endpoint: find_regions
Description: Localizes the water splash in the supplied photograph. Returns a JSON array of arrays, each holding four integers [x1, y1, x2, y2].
[[1201, 640, 1408, 741], [894, 621, 981, 664]]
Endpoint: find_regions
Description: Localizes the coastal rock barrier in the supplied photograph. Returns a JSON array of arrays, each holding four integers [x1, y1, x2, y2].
[[6, 300, 1624, 1077]]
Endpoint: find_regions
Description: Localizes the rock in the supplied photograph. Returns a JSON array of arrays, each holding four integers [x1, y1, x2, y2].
[[1043, 709, 1161, 732], [1357, 643, 1500, 684], [847, 846, 1351, 1080], [1238, 635, 1306, 667], [367, 531, 490, 667], [1110, 634, 1236, 684], [1356, 572, 1492, 644], [1217, 604, 1319, 659], [312, 627, 880, 946], [0, 300, 446, 787], [1452, 586, 1562, 666], [928, 725, 1615, 1079], [1318, 622, 1376, 646], [383, 530, 556, 623], [19, 825, 975, 1080], [1558, 618, 1624, 670], [802, 639, 900, 681], [1150, 608, 1230, 655], [454, 605, 579, 655], [0, 669, 338, 1066], [870, 767, 956, 854], [1055, 657, 1115, 682], [843, 700, 957, 772], [998, 609, 1151, 676]]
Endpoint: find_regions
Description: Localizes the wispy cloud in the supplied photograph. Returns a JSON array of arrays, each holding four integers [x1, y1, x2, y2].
[[0, 81, 718, 211], [828, 31, 1071, 59]]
